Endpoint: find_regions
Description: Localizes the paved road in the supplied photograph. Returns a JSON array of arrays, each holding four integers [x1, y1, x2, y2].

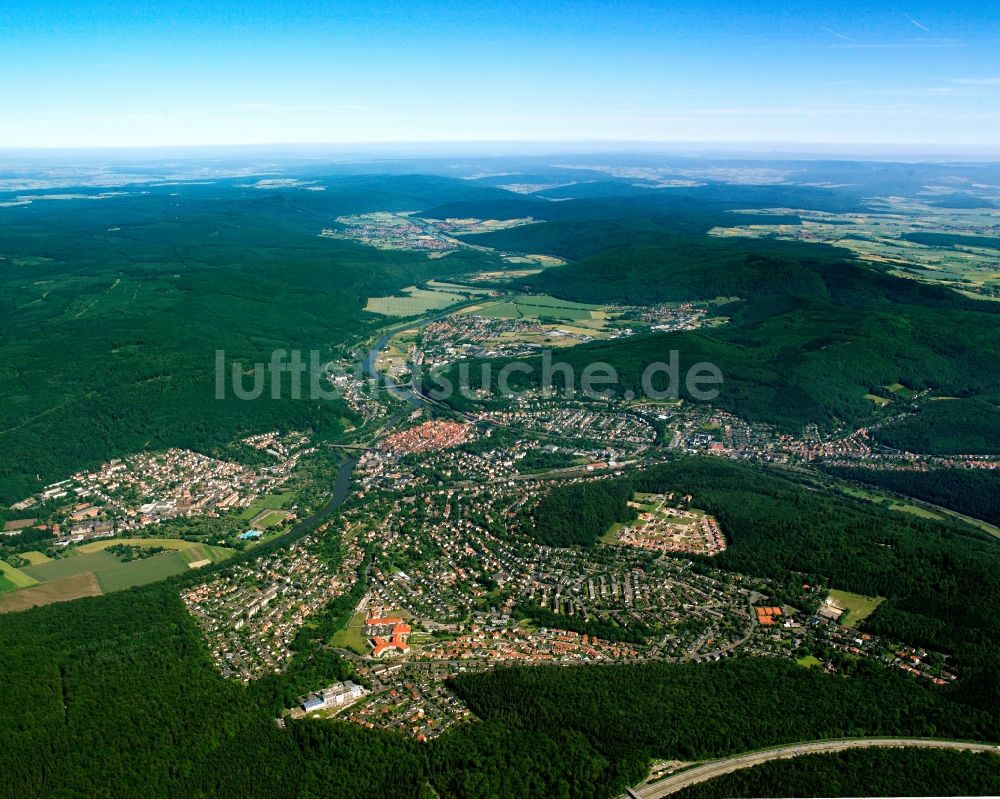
[[627, 738, 999, 798]]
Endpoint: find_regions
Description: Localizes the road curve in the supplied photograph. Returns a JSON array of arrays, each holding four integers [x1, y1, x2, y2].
[[628, 738, 999, 798]]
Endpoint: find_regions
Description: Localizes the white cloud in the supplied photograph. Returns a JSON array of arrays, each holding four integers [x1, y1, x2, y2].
[[904, 14, 931, 32], [819, 25, 852, 42], [950, 77, 1000, 85]]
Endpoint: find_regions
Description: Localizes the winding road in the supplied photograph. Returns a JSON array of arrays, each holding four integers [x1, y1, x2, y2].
[[626, 738, 999, 798]]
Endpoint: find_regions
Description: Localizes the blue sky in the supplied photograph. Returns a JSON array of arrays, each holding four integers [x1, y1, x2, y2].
[[3, 0, 999, 149]]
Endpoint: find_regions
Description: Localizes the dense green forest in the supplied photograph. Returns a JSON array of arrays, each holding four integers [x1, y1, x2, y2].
[[672, 748, 1000, 799], [531, 479, 637, 546], [2, 578, 995, 799], [0, 583, 430, 799], [902, 231, 1000, 250], [824, 466, 1000, 525], [0, 176, 507, 502], [874, 398, 1000, 455], [528, 457, 1000, 667], [442, 659, 998, 798]]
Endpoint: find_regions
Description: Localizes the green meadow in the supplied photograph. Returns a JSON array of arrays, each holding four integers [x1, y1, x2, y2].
[[0, 560, 39, 591], [95, 551, 191, 592]]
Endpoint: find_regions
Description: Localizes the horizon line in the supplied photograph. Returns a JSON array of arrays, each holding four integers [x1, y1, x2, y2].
[[3, 139, 1000, 165]]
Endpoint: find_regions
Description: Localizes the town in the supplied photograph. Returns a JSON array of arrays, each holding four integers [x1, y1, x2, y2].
[[172, 397, 968, 740], [4, 292, 994, 743], [6, 431, 314, 546]]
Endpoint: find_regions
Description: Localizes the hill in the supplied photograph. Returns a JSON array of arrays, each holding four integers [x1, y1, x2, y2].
[[530, 457, 1000, 667], [0, 176, 508, 502]]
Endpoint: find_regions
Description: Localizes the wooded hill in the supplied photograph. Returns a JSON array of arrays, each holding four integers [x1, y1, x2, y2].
[[530, 458, 1000, 669]]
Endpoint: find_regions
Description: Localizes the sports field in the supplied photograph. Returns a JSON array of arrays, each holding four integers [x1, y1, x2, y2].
[[827, 589, 886, 628], [250, 509, 292, 529], [240, 492, 296, 520]]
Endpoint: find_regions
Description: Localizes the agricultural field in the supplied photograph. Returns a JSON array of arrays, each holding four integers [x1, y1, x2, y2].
[[422, 216, 537, 236], [709, 200, 1000, 299], [0, 537, 233, 610], [465, 254, 566, 284], [885, 382, 916, 399], [76, 537, 205, 553], [0, 560, 39, 591], [424, 280, 495, 295], [76, 537, 233, 564], [457, 293, 607, 324], [827, 589, 886, 628], [22, 550, 121, 582], [886, 501, 945, 521], [19, 550, 52, 565], [365, 285, 470, 316], [0, 572, 102, 612], [836, 483, 946, 522], [503, 254, 564, 267], [95, 550, 191, 592]]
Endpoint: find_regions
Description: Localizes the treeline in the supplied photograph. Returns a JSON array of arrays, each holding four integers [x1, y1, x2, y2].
[[672, 748, 1000, 799], [514, 601, 649, 645], [106, 543, 165, 562], [825, 466, 1000, 525], [531, 479, 637, 546], [902, 231, 1000, 250]]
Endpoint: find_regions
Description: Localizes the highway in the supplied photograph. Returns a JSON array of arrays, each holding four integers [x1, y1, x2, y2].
[[626, 738, 999, 798]]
